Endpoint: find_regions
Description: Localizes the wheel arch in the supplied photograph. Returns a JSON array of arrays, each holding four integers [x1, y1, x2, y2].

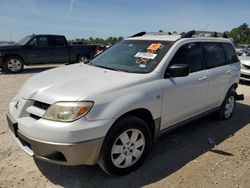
[[3, 54, 25, 65], [220, 82, 238, 106], [109, 108, 156, 141]]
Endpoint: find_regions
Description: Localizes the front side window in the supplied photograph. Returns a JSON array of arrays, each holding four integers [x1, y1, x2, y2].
[[28, 37, 48, 47], [89, 40, 174, 73], [204, 42, 226, 69], [169, 42, 203, 72], [222, 43, 239, 64]]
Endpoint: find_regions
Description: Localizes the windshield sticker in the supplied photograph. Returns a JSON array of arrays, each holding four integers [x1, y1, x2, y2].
[[139, 64, 147, 68], [134, 52, 157, 59], [147, 43, 164, 53], [136, 58, 149, 64]]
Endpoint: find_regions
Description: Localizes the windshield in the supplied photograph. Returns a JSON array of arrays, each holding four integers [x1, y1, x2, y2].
[[89, 40, 174, 73], [17, 35, 33, 45]]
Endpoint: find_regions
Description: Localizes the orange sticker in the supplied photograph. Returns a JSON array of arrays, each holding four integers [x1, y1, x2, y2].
[[147, 43, 162, 52]]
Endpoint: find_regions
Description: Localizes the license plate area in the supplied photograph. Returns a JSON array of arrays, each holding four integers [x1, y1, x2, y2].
[[6, 113, 18, 137]]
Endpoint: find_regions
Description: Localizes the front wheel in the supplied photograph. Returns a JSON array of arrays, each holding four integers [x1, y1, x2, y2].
[[98, 116, 151, 175], [3, 56, 24, 73]]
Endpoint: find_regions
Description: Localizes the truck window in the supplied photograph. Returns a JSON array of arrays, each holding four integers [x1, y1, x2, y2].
[[28, 37, 48, 47], [49, 37, 66, 47]]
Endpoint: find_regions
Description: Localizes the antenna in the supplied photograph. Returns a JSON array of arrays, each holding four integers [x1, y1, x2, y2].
[[203, 23, 210, 31]]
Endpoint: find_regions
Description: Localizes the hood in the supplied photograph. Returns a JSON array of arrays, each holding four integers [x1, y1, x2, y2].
[[19, 64, 150, 104], [0, 43, 23, 50], [240, 57, 250, 66]]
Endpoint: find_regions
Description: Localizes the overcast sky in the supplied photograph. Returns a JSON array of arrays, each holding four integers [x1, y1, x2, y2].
[[0, 0, 249, 41]]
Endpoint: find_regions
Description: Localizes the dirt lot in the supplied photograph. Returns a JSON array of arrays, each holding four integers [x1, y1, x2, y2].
[[0, 65, 249, 188]]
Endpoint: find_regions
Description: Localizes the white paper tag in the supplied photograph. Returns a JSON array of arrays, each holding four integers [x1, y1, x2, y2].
[[134, 52, 157, 59], [139, 64, 147, 68]]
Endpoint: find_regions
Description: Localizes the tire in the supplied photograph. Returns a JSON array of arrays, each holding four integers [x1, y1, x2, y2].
[[3, 56, 24, 73], [76, 55, 89, 63], [98, 115, 152, 175], [217, 89, 236, 120]]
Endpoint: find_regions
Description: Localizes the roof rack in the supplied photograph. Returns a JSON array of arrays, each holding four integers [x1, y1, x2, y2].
[[181, 30, 228, 38], [130, 30, 173, 38]]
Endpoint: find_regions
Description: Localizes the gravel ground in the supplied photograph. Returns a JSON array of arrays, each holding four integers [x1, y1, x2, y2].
[[0, 65, 249, 188]]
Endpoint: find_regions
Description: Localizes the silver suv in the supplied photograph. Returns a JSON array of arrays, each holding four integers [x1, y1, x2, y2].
[[7, 31, 244, 175]]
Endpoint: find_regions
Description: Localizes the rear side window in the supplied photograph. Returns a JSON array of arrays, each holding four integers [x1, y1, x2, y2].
[[222, 43, 239, 64], [170, 42, 203, 72], [203, 43, 226, 69], [49, 37, 66, 47]]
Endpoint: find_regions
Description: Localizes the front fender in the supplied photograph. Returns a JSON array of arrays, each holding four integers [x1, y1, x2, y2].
[[85, 89, 162, 121]]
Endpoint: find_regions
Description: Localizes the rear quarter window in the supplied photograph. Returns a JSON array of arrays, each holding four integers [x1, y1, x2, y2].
[[222, 43, 239, 64]]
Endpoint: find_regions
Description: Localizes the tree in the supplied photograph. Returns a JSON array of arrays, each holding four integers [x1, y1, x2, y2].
[[229, 23, 250, 44]]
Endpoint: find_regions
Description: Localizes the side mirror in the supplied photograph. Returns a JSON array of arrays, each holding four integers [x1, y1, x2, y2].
[[165, 64, 190, 78]]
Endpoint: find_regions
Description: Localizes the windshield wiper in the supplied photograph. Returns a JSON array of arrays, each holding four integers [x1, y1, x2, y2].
[[94, 65, 119, 71], [87, 63, 140, 73]]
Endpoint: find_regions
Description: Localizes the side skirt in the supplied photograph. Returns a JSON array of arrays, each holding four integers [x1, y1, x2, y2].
[[154, 107, 220, 140]]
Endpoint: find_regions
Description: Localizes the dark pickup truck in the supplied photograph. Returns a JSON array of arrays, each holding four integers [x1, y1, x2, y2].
[[0, 34, 101, 73]]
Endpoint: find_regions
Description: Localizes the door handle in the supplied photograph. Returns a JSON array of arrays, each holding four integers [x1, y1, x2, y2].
[[225, 70, 232, 74], [198, 76, 207, 81]]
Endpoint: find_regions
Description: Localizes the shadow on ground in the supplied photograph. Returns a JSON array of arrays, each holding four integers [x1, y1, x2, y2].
[[35, 102, 250, 188]]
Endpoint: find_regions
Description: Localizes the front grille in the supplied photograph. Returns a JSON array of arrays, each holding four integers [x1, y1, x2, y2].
[[33, 101, 50, 110]]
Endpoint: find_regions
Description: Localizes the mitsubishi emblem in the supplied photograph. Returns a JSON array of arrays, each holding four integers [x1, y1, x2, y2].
[[15, 100, 19, 109]]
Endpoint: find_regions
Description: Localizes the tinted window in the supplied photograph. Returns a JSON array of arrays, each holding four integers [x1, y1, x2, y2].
[[203, 43, 226, 69], [222, 43, 239, 64], [49, 37, 66, 47], [170, 42, 203, 72], [28, 37, 48, 47]]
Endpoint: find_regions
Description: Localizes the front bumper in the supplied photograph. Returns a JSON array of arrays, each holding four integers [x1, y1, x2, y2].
[[7, 112, 104, 165]]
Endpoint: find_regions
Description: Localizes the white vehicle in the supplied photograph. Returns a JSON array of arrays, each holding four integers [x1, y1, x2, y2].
[[235, 45, 248, 56], [239, 52, 250, 81], [7, 31, 244, 175]]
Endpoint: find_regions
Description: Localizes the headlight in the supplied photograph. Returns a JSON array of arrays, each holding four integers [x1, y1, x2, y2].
[[43, 101, 93, 122]]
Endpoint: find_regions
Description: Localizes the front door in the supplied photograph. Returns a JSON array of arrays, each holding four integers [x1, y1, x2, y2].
[[161, 42, 208, 129], [25, 36, 51, 64]]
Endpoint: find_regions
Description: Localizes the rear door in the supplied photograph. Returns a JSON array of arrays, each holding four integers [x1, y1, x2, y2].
[[25, 36, 50, 64], [161, 42, 209, 128], [203, 42, 232, 109], [48, 36, 69, 63]]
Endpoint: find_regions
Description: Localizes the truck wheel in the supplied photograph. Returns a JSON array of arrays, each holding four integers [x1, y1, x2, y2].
[[76, 55, 89, 63], [3, 56, 24, 73], [217, 90, 236, 120], [98, 115, 151, 175]]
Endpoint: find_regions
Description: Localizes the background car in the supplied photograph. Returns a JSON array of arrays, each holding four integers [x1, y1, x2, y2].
[[239, 52, 250, 81]]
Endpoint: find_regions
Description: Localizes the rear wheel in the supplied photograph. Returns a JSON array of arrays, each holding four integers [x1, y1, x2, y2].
[[76, 55, 89, 63], [217, 90, 236, 120], [98, 115, 151, 175], [3, 56, 24, 73]]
